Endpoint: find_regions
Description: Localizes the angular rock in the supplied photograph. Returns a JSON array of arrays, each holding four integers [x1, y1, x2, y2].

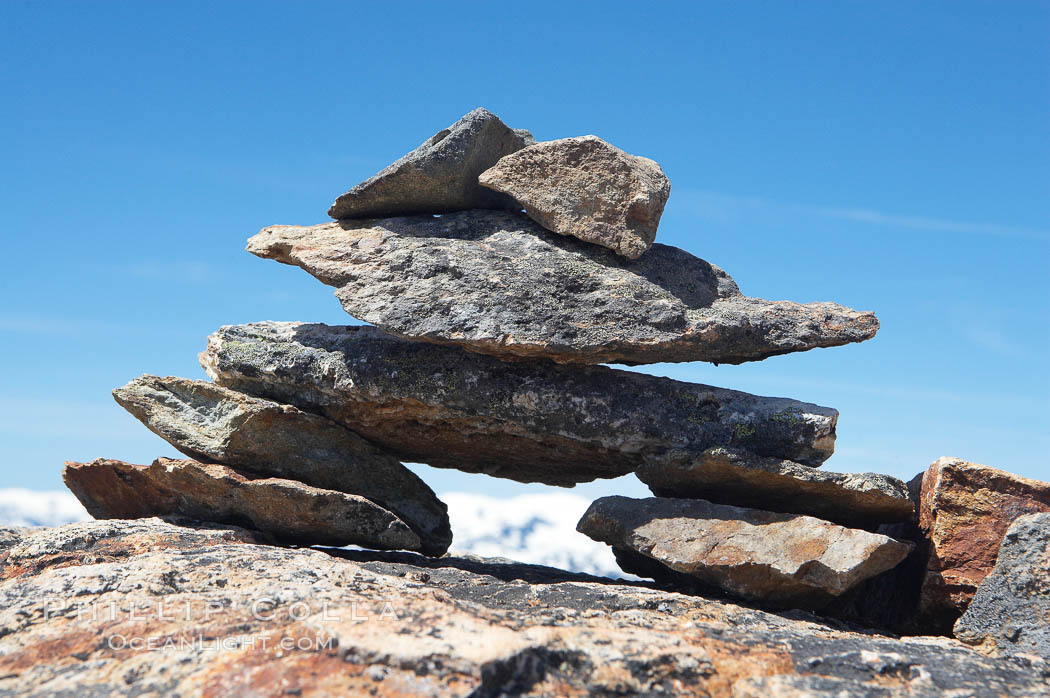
[[954, 513, 1050, 660], [200, 322, 839, 486], [1, 518, 1045, 697], [577, 496, 912, 609], [477, 135, 671, 259], [247, 209, 878, 366], [62, 458, 424, 552], [112, 374, 451, 555], [328, 108, 534, 219], [637, 447, 913, 530], [913, 457, 1050, 633]]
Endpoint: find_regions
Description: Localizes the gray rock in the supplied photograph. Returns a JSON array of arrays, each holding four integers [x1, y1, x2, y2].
[[478, 135, 671, 259], [955, 512, 1050, 660], [112, 374, 451, 555], [63, 458, 424, 552], [637, 447, 913, 530], [200, 322, 839, 486], [328, 108, 534, 219], [247, 209, 879, 366], [577, 495, 912, 609], [2, 518, 1043, 697]]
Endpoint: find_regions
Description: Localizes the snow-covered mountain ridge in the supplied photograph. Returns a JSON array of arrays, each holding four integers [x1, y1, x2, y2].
[[0, 489, 622, 577]]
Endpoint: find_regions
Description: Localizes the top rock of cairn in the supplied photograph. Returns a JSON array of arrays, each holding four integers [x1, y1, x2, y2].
[[478, 135, 671, 259], [328, 108, 535, 219]]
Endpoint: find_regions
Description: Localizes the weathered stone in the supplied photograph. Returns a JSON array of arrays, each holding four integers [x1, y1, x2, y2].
[[246, 209, 879, 366], [637, 447, 913, 530], [112, 374, 451, 555], [577, 496, 912, 609], [913, 457, 1050, 633], [477, 135, 671, 259], [955, 513, 1050, 661], [62, 458, 424, 552], [4, 518, 1041, 697], [200, 322, 838, 486], [328, 108, 534, 219]]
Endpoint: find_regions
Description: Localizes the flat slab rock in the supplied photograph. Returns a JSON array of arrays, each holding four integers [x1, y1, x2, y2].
[[912, 457, 1050, 633], [0, 518, 1044, 697], [63, 458, 424, 552], [478, 135, 671, 259], [328, 108, 534, 219], [200, 322, 838, 486], [113, 374, 451, 555], [246, 209, 879, 366], [577, 496, 912, 609], [955, 512, 1050, 661], [637, 447, 913, 530]]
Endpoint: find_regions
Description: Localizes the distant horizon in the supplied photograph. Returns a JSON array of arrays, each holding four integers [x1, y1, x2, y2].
[[3, 1, 1047, 494]]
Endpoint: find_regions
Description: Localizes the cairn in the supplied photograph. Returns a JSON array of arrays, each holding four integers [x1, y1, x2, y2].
[[64, 107, 919, 612]]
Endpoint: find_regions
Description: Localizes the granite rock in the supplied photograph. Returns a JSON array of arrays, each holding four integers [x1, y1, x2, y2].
[[955, 512, 1050, 661], [478, 135, 671, 258], [577, 495, 912, 609], [62, 458, 424, 552], [637, 447, 913, 530], [328, 108, 534, 219], [0, 518, 1044, 697], [112, 374, 451, 555], [913, 457, 1050, 633], [246, 209, 879, 365], [201, 322, 839, 486]]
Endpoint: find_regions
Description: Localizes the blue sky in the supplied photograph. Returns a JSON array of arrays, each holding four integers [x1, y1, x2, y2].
[[3, 1, 1047, 497]]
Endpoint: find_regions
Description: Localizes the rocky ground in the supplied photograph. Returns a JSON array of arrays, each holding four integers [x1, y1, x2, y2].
[[0, 518, 1045, 697]]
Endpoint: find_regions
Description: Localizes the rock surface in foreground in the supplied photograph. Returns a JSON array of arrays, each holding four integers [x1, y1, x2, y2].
[[328, 108, 534, 219], [62, 458, 424, 552], [577, 496, 912, 609], [201, 322, 838, 486], [113, 374, 451, 555], [1, 518, 1043, 697], [913, 457, 1050, 633], [246, 209, 879, 365], [478, 135, 671, 259], [954, 512, 1050, 661], [637, 447, 913, 530]]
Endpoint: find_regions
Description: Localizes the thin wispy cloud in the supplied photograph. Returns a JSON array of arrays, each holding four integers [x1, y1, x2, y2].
[[678, 189, 1050, 241]]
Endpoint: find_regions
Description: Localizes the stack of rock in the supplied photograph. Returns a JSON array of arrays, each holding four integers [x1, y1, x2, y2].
[[65, 107, 924, 615]]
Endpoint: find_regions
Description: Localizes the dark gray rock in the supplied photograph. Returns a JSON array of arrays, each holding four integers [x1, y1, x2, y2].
[[954, 512, 1050, 661], [63, 458, 424, 552], [637, 447, 913, 530], [247, 209, 879, 366], [478, 135, 671, 259], [328, 108, 534, 219], [577, 495, 913, 609], [200, 322, 839, 486], [112, 374, 451, 555]]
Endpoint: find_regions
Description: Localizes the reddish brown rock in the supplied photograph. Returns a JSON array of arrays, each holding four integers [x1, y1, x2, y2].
[[62, 458, 424, 552], [914, 457, 1050, 633]]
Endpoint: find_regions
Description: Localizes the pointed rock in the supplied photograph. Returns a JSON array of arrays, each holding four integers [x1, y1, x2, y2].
[[577, 496, 913, 609], [637, 447, 913, 530], [247, 210, 878, 366], [954, 512, 1050, 660], [478, 135, 670, 258], [328, 108, 535, 219], [63, 458, 424, 552], [913, 457, 1050, 633], [200, 322, 839, 486], [112, 375, 451, 556]]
